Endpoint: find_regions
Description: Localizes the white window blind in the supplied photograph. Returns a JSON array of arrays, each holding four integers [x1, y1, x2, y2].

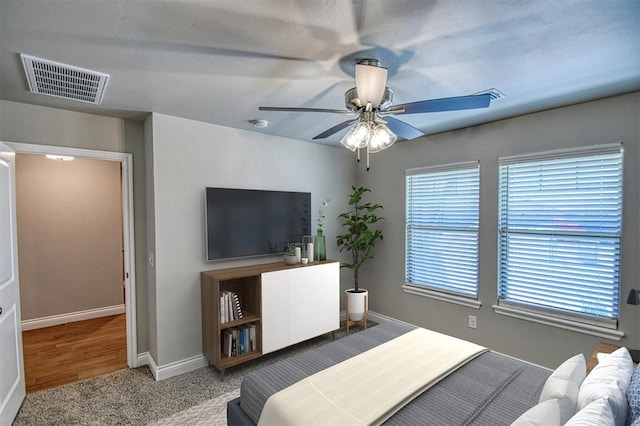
[[406, 162, 479, 298], [498, 145, 623, 328]]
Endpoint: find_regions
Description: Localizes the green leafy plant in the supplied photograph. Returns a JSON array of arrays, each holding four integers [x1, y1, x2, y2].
[[336, 186, 384, 292], [317, 198, 330, 232], [285, 243, 297, 256]]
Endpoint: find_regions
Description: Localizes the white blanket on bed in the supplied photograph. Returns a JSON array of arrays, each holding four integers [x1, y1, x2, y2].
[[257, 327, 487, 426]]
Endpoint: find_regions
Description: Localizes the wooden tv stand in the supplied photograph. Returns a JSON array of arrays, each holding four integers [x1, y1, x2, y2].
[[201, 260, 339, 379]]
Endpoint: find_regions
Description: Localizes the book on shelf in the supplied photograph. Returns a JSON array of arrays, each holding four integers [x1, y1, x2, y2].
[[238, 326, 247, 354], [223, 329, 232, 357], [219, 290, 244, 324], [221, 324, 258, 358], [232, 292, 244, 319], [249, 324, 256, 352]]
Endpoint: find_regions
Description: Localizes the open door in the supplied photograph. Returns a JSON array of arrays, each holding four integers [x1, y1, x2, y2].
[[0, 141, 26, 423]]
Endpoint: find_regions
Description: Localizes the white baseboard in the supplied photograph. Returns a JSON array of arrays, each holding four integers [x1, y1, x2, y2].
[[138, 351, 208, 381], [21, 304, 126, 331], [138, 311, 403, 382], [340, 310, 409, 327], [136, 351, 152, 369]]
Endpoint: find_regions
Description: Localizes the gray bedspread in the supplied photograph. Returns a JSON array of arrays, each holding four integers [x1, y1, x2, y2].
[[239, 321, 550, 425]]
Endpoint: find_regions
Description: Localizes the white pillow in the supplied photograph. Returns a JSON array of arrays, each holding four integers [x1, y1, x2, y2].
[[565, 397, 615, 426], [538, 377, 579, 424], [511, 399, 562, 426], [547, 353, 587, 386], [536, 354, 585, 423], [577, 347, 633, 426]]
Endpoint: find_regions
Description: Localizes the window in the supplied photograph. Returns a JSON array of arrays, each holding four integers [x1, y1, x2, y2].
[[497, 145, 623, 331], [404, 162, 480, 305]]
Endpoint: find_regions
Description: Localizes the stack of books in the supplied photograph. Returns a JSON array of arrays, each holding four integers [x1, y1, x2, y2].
[[222, 324, 257, 357], [219, 290, 244, 323]]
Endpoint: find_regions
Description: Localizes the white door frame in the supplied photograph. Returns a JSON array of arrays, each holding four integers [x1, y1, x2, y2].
[[6, 142, 138, 368]]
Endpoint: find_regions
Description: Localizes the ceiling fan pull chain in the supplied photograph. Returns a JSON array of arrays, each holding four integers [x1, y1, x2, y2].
[[357, 148, 360, 163], [366, 146, 370, 172]]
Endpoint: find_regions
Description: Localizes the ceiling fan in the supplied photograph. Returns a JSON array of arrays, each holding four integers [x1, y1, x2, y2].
[[259, 59, 492, 170]]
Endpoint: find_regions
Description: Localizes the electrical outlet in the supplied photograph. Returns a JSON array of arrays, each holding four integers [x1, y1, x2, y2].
[[468, 315, 477, 329]]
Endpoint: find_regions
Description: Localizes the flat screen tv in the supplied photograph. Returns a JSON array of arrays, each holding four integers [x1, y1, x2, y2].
[[205, 187, 311, 261]]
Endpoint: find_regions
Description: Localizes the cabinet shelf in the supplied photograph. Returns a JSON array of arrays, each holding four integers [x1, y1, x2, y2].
[[219, 313, 259, 330], [220, 350, 262, 366]]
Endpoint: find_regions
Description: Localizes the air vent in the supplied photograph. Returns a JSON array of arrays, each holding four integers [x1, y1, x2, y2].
[[474, 88, 506, 100], [21, 54, 109, 105]]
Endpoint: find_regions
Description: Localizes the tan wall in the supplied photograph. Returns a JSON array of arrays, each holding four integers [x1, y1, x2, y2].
[[16, 153, 124, 319]]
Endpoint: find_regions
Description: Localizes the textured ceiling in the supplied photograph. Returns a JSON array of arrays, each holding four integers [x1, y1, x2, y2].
[[1, 0, 638, 147]]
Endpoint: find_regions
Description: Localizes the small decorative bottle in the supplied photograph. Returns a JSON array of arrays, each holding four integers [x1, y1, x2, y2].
[[315, 198, 329, 262], [315, 229, 326, 261]]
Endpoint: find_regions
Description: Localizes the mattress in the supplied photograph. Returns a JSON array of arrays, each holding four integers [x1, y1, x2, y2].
[[230, 321, 550, 426]]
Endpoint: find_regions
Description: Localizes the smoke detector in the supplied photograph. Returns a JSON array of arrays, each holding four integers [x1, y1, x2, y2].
[[249, 119, 269, 128], [21, 54, 110, 105]]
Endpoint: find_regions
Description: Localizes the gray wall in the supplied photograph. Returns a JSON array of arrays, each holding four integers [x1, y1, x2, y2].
[[147, 113, 355, 366], [0, 99, 149, 352], [358, 92, 640, 368], [144, 115, 158, 363], [146, 112, 355, 366]]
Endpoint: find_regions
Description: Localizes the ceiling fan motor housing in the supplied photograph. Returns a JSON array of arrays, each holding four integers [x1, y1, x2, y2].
[[345, 87, 393, 112]]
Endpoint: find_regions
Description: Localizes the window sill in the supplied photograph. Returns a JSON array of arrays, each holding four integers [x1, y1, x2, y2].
[[402, 284, 481, 309], [492, 304, 624, 341]]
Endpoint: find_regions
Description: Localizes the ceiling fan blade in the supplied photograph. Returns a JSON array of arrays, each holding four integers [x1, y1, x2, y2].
[[384, 117, 425, 140], [259, 107, 353, 114], [387, 93, 492, 115], [312, 119, 358, 140]]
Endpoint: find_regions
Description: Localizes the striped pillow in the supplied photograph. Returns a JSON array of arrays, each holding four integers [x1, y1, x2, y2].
[[577, 347, 633, 426], [566, 398, 614, 426]]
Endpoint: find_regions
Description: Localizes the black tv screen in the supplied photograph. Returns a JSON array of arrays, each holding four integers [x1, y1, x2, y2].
[[205, 187, 311, 261]]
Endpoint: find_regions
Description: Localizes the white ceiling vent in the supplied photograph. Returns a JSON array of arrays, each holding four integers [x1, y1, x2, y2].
[[20, 54, 109, 105]]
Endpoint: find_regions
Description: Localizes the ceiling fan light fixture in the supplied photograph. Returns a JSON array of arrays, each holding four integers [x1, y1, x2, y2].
[[368, 123, 397, 153], [355, 62, 388, 108], [340, 121, 371, 151]]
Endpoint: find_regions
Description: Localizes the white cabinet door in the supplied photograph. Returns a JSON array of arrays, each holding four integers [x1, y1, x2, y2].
[[289, 262, 339, 345], [261, 269, 289, 354], [0, 142, 25, 425]]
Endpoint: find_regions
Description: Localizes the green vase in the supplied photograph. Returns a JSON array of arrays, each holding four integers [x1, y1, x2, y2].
[[315, 229, 326, 261]]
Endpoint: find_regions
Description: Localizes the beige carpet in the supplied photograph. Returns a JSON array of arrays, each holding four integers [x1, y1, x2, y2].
[[150, 388, 240, 426], [14, 321, 375, 425]]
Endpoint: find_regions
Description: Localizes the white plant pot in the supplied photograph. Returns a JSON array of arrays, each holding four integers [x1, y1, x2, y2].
[[346, 288, 368, 321], [283, 255, 298, 265]]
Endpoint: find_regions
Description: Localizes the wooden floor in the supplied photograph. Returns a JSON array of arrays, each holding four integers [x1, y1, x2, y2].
[[22, 314, 127, 393]]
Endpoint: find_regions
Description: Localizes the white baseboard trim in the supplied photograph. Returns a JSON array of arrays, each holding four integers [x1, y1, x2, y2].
[[136, 351, 153, 368], [340, 310, 412, 327], [141, 352, 208, 381], [140, 311, 404, 382], [21, 304, 126, 331]]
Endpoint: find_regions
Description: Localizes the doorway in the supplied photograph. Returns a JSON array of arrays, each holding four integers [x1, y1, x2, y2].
[[6, 142, 137, 389]]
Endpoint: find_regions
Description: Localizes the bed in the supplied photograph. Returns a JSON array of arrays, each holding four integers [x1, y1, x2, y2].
[[227, 320, 638, 425]]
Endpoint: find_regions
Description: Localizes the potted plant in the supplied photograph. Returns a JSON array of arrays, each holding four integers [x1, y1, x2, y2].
[[283, 243, 298, 265], [336, 186, 384, 322]]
